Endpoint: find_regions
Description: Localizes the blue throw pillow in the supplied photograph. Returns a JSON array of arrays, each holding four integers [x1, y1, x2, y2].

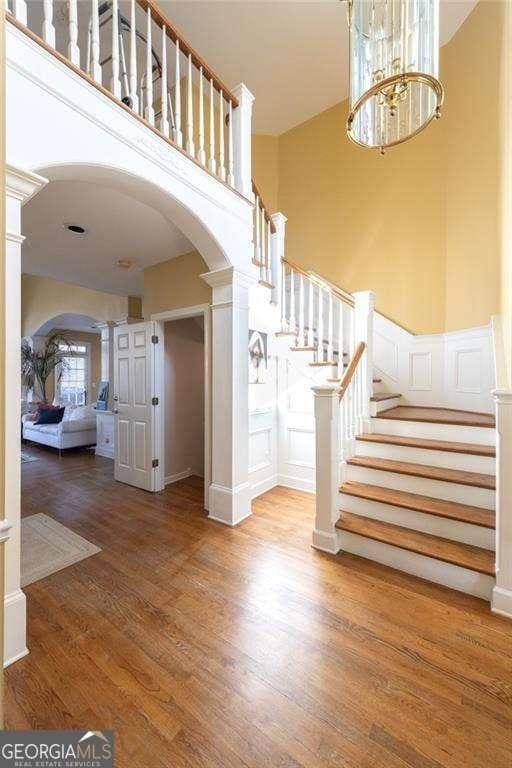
[[34, 407, 65, 425]]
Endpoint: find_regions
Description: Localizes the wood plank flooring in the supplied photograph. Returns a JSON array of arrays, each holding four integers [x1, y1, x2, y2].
[[6, 445, 512, 767]]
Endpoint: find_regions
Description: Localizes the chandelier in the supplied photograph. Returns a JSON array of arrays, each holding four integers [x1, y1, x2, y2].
[[347, 0, 444, 153]]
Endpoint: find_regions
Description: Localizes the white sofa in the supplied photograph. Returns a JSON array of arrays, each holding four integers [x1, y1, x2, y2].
[[22, 404, 97, 454]]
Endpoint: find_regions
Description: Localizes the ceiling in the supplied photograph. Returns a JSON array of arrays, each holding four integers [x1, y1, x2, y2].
[[22, 181, 193, 296], [161, 0, 478, 135]]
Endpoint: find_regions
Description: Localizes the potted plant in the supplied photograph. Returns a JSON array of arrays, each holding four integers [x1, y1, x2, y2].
[[21, 332, 71, 404]]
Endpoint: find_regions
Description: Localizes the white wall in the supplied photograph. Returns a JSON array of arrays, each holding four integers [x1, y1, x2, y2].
[[164, 318, 205, 484], [374, 314, 495, 413]]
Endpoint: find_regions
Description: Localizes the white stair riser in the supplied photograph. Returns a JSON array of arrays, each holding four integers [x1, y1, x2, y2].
[[370, 397, 402, 415], [355, 440, 495, 474], [338, 530, 494, 600], [339, 493, 495, 550], [373, 417, 495, 446], [345, 464, 495, 508], [372, 378, 385, 394]]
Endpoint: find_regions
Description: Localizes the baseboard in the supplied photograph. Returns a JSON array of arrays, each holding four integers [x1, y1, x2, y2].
[[277, 473, 315, 494], [251, 474, 279, 499], [312, 529, 340, 554], [165, 468, 193, 485], [208, 482, 252, 526], [491, 585, 512, 619], [4, 588, 27, 668]]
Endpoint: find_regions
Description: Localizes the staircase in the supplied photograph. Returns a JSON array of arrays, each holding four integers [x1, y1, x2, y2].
[[278, 260, 498, 602]]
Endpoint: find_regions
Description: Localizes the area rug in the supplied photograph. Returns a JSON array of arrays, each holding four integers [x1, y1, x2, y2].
[[21, 513, 101, 587], [21, 451, 38, 463]]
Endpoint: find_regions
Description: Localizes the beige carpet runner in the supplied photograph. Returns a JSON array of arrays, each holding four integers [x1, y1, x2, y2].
[[21, 513, 100, 587]]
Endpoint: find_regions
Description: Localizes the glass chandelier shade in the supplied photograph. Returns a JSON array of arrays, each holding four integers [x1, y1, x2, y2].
[[347, 0, 444, 151]]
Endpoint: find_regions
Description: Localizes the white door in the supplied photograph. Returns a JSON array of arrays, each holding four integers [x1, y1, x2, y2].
[[113, 321, 162, 491]]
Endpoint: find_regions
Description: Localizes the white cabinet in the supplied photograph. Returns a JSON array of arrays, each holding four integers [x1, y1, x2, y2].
[[95, 410, 115, 459]]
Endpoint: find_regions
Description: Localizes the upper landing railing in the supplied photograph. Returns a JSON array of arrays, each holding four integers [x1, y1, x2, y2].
[[6, 0, 260, 204]]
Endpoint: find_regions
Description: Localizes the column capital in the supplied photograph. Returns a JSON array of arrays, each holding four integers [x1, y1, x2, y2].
[[6, 165, 48, 204], [231, 82, 255, 106], [270, 212, 288, 227], [200, 266, 257, 290]]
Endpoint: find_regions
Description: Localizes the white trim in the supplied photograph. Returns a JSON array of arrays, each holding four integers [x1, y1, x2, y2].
[[0, 519, 12, 543], [165, 469, 194, 485], [151, 304, 211, 510], [4, 589, 28, 667], [250, 474, 279, 500]]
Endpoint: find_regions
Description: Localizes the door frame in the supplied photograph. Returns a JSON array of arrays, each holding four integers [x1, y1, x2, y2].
[[151, 304, 211, 511]]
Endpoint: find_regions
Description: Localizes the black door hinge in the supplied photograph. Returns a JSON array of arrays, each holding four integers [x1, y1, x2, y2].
[[152, 396, 159, 406], [152, 458, 159, 468], [151, 335, 159, 344]]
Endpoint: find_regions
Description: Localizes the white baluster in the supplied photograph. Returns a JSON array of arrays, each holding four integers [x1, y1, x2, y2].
[[281, 261, 287, 331], [317, 286, 324, 363], [43, 0, 56, 48], [337, 300, 344, 380], [266, 220, 272, 285], [298, 274, 305, 346], [289, 269, 296, 335], [129, 0, 139, 112], [218, 90, 226, 181], [67, 0, 80, 66], [197, 67, 206, 165], [327, 292, 334, 362], [260, 209, 266, 281], [208, 79, 216, 174], [227, 101, 234, 187], [174, 40, 182, 146], [254, 197, 260, 263], [186, 53, 195, 155], [12, 1, 27, 24], [145, 8, 155, 124], [90, 0, 101, 83], [307, 279, 314, 349], [159, 25, 169, 135], [110, 0, 121, 98]]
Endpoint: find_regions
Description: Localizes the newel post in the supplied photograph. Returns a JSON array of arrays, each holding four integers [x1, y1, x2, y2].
[[270, 213, 287, 305], [231, 83, 254, 199], [492, 389, 512, 618], [312, 385, 341, 554], [353, 290, 375, 426]]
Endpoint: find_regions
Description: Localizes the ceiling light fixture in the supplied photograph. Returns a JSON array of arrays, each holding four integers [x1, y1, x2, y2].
[[346, 0, 444, 153], [65, 223, 86, 234]]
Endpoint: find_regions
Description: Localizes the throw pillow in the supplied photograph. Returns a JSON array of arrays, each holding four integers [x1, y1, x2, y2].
[[34, 406, 65, 425]]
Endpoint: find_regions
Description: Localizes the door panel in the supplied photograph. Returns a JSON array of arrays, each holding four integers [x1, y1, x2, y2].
[[114, 321, 158, 491]]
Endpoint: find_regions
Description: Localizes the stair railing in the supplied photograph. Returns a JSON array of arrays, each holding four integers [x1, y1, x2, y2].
[[252, 181, 275, 287], [7, 0, 254, 197]]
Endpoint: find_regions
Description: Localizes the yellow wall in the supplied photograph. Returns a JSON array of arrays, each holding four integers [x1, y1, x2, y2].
[[252, 1, 502, 335], [143, 251, 211, 317], [21, 274, 130, 337]]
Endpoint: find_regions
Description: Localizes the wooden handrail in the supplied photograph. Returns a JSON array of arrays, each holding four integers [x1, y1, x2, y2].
[[338, 342, 366, 400], [136, 0, 239, 106], [282, 257, 355, 308]]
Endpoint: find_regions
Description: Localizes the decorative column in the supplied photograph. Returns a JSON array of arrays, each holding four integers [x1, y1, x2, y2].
[[311, 385, 341, 554], [353, 290, 375, 428], [270, 212, 287, 306], [97, 321, 117, 410], [4, 165, 48, 667], [201, 266, 256, 525], [231, 83, 255, 200]]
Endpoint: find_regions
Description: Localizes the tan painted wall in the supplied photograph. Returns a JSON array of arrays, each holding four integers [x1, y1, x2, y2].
[[251, 2, 502, 335], [143, 251, 211, 317], [21, 274, 130, 337]]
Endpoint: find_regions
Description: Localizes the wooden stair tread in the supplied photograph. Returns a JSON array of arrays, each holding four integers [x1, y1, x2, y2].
[[370, 393, 401, 402], [340, 481, 495, 528], [373, 378, 382, 383], [258, 279, 274, 289], [376, 405, 495, 428], [347, 456, 495, 490], [309, 361, 337, 367], [335, 512, 495, 576], [290, 345, 317, 352], [356, 432, 495, 457]]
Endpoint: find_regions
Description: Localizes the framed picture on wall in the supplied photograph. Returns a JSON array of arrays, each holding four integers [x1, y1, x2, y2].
[[248, 330, 268, 384], [96, 380, 109, 411]]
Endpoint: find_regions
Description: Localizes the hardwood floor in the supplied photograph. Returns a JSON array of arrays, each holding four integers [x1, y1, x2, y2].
[[6, 445, 512, 767]]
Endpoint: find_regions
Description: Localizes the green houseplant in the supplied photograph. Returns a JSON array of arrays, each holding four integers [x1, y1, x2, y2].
[[21, 332, 71, 404]]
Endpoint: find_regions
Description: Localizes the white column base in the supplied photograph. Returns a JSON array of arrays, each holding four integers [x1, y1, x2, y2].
[[312, 529, 340, 554], [491, 585, 512, 619], [4, 588, 28, 667], [208, 482, 252, 526]]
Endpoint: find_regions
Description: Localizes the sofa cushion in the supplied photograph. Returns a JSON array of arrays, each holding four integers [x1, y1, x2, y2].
[[36, 424, 62, 435], [68, 405, 96, 421], [60, 418, 97, 434]]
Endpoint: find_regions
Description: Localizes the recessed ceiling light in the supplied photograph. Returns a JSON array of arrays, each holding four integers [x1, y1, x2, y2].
[[64, 223, 86, 234], [116, 259, 134, 269]]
